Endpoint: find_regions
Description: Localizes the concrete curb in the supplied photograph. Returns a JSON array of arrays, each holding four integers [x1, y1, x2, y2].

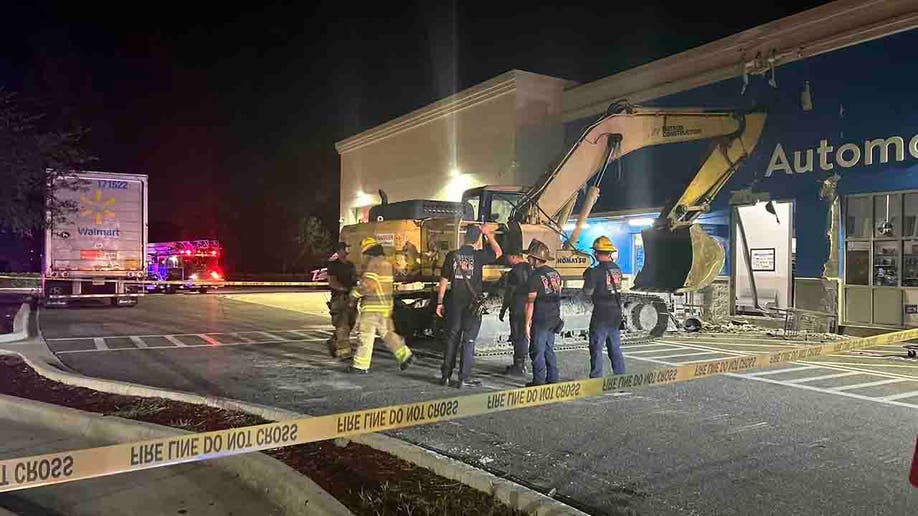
[[5, 349, 586, 515], [0, 304, 29, 344], [0, 393, 352, 516]]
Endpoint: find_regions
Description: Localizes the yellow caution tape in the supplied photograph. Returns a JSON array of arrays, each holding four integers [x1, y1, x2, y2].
[[0, 327, 916, 492]]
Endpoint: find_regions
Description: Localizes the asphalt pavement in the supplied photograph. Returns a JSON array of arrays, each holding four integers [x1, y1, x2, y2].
[[31, 292, 918, 515]]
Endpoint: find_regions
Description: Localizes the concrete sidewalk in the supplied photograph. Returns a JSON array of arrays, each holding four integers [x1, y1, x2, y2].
[[0, 419, 283, 516]]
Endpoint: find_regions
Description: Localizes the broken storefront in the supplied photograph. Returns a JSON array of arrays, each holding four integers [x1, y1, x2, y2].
[[568, 27, 918, 329]]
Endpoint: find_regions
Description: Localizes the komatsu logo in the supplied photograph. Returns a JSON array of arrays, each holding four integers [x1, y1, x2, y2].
[[557, 255, 588, 265], [765, 134, 918, 177]]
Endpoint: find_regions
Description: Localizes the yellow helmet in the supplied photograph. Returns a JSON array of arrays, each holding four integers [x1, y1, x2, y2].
[[360, 236, 379, 253], [592, 236, 617, 253]]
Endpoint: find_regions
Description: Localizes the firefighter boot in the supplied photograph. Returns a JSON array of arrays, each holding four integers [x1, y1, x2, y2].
[[504, 359, 528, 377]]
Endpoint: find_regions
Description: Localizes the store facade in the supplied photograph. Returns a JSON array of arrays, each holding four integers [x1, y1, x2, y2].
[[565, 27, 918, 328]]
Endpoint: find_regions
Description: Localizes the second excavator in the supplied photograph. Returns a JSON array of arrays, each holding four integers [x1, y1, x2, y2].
[[340, 102, 766, 353]]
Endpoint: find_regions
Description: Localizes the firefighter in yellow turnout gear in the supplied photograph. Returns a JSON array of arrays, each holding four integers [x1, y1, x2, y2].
[[348, 237, 415, 374]]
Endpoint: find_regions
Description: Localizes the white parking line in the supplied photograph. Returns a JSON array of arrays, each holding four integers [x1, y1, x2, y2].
[[880, 390, 918, 401], [253, 331, 284, 341], [164, 335, 187, 347], [746, 365, 821, 377], [830, 378, 905, 391], [232, 333, 255, 343], [129, 336, 148, 349], [727, 373, 918, 409], [658, 340, 761, 356], [199, 334, 221, 345], [93, 337, 108, 350], [625, 347, 686, 355], [55, 336, 326, 354], [649, 351, 725, 360], [783, 371, 861, 384]]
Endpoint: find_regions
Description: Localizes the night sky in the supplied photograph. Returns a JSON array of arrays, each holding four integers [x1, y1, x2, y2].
[[1, 0, 827, 272]]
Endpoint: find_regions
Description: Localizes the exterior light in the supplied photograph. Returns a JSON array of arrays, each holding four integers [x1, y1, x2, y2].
[[627, 217, 655, 227]]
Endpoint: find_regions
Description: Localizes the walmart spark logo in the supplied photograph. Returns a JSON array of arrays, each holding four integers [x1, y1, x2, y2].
[[80, 189, 116, 224]]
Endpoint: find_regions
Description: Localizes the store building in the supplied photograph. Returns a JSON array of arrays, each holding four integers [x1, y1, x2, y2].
[[336, 0, 918, 329], [334, 70, 574, 226]]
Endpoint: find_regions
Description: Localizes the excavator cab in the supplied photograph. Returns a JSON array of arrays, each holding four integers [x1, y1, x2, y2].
[[633, 224, 725, 292]]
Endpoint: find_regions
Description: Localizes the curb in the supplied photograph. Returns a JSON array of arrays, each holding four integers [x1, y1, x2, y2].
[[0, 393, 352, 516], [0, 303, 29, 344], [4, 351, 587, 515]]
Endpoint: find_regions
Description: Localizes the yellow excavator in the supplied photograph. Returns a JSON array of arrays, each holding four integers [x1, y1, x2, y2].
[[339, 102, 766, 351]]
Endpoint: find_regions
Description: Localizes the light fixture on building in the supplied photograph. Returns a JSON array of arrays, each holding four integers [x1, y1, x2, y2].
[[356, 191, 375, 206], [563, 222, 590, 231], [627, 217, 655, 227]]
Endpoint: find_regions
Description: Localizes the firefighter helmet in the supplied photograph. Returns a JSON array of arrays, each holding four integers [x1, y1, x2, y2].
[[592, 236, 617, 253], [360, 237, 379, 253], [526, 239, 552, 262]]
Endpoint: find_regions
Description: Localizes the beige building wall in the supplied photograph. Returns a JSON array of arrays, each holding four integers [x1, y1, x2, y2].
[[335, 70, 573, 226]]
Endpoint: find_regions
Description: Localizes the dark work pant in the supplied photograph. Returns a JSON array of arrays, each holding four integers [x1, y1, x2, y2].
[[508, 303, 528, 366], [529, 325, 558, 385], [442, 303, 482, 381], [589, 323, 625, 378]]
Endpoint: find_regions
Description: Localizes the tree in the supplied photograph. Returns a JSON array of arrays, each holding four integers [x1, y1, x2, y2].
[[284, 215, 333, 273], [0, 89, 94, 236]]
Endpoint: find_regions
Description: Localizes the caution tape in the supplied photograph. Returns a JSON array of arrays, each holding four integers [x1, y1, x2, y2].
[[1, 327, 916, 492]]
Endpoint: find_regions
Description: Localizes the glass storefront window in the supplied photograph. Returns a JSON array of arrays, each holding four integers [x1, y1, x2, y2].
[[904, 240, 918, 287], [846, 196, 872, 238], [904, 194, 918, 238], [874, 193, 901, 238], [873, 241, 899, 286], [845, 241, 869, 286]]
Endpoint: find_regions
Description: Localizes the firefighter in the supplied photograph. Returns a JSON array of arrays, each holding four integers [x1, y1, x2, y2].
[[348, 237, 415, 374], [326, 241, 357, 358], [582, 235, 626, 377], [524, 239, 562, 386], [498, 252, 531, 376], [436, 223, 502, 388]]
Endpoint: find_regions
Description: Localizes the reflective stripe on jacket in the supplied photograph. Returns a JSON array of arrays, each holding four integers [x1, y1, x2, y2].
[[358, 256, 394, 315]]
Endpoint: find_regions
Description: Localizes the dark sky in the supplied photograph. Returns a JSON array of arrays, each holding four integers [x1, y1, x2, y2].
[[1, 0, 828, 272]]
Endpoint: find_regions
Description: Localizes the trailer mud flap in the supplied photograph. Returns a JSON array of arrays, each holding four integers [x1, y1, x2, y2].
[[633, 224, 724, 293]]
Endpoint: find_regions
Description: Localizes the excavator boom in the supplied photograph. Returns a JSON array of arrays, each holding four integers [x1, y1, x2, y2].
[[513, 104, 767, 293]]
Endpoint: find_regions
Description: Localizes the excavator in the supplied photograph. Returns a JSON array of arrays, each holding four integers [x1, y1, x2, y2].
[[339, 102, 766, 354]]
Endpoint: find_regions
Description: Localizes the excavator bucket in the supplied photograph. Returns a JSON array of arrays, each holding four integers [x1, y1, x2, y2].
[[632, 224, 725, 292]]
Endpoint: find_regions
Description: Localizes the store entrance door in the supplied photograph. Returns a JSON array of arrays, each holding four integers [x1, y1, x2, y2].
[[732, 201, 794, 313]]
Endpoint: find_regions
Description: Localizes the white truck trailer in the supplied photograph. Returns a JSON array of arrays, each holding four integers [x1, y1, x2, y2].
[[43, 171, 148, 307]]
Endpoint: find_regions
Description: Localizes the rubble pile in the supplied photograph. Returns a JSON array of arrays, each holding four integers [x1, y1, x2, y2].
[[695, 320, 851, 342]]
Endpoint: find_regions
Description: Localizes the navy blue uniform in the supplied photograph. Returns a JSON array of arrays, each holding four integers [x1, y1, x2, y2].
[[583, 261, 626, 377], [526, 265, 562, 385], [500, 261, 531, 369], [440, 245, 496, 381]]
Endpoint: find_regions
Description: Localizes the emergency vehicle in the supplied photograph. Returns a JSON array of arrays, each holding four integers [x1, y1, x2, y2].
[[146, 240, 225, 293]]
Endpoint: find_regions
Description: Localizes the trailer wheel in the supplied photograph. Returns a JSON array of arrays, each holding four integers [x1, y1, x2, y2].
[[198, 288, 208, 294], [165, 285, 177, 294]]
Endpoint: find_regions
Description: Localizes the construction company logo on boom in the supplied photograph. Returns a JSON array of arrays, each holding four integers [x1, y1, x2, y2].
[[765, 133, 918, 177]]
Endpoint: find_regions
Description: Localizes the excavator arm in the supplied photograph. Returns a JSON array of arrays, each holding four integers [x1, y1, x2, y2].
[[512, 103, 767, 292]]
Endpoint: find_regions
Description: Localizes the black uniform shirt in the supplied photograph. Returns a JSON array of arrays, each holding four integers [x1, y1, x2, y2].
[[441, 245, 496, 303], [503, 261, 532, 307], [327, 259, 357, 290], [526, 265, 562, 326], [583, 261, 623, 326]]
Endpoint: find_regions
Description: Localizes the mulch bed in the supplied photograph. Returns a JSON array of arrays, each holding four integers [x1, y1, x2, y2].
[[0, 355, 522, 515]]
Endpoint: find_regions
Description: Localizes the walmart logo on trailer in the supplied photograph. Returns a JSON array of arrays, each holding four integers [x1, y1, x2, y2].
[[765, 133, 918, 177], [80, 189, 116, 224]]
